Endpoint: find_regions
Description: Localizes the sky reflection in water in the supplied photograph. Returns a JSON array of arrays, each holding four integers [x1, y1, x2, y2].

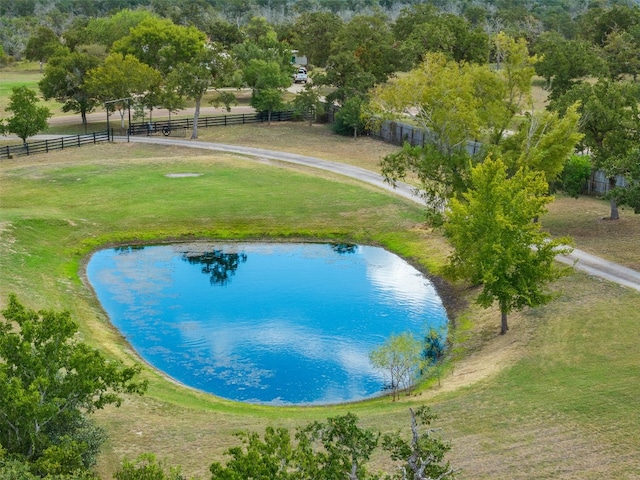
[[86, 243, 448, 405]]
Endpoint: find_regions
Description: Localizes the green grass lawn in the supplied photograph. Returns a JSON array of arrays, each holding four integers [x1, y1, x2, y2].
[[1, 121, 639, 478]]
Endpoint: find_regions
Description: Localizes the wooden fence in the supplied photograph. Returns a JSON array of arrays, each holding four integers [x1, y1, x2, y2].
[[128, 110, 295, 136], [0, 131, 109, 160]]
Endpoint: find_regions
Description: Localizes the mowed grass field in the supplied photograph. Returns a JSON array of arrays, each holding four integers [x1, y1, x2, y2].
[[2, 64, 640, 478]]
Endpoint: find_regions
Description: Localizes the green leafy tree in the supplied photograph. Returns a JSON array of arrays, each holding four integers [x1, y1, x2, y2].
[[292, 83, 322, 126], [85, 53, 163, 128], [83, 9, 157, 48], [243, 58, 291, 125], [369, 332, 423, 401], [551, 79, 640, 219], [561, 154, 592, 198], [1, 86, 51, 143], [296, 413, 379, 480], [210, 413, 380, 480], [168, 43, 236, 138], [498, 103, 583, 188], [112, 17, 206, 76], [24, 26, 61, 72], [0, 295, 147, 467], [533, 32, 604, 99], [381, 407, 455, 480], [444, 157, 571, 335], [291, 11, 343, 67], [334, 95, 366, 138], [316, 14, 397, 105], [39, 48, 101, 125], [602, 28, 640, 81], [114, 453, 184, 480]]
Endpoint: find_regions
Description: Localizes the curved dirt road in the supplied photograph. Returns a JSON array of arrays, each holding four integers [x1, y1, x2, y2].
[[123, 135, 640, 292]]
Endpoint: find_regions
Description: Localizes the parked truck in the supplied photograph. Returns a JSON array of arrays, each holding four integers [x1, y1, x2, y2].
[[293, 67, 308, 83]]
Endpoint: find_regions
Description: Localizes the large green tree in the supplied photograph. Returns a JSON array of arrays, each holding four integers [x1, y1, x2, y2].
[[111, 17, 206, 76], [39, 48, 101, 125], [167, 43, 236, 138], [0, 295, 147, 470], [243, 58, 291, 124], [444, 158, 571, 335], [551, 79, 640, 219], [85, 53, 163, 128], [24, 26, 61, 72], [1, 86, 51, 143]]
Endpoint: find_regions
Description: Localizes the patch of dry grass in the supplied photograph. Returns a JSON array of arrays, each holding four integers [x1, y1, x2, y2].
[[542, 194, 640, 270]]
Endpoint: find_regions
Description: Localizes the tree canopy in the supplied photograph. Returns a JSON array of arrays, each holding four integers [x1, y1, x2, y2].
[[444, 158, 572, 334], [1, 86, 51, 143], [0, 295, 147, 473]]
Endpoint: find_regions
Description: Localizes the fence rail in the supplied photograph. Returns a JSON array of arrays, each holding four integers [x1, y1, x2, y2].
[[0, 131, 110, 160], [128, 111, 295, 136]]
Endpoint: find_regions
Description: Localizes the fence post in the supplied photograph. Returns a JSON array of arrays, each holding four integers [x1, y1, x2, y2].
[[46, 139, 49, 153], [61, 137, 64, 150], [77, 135, 81, 147]]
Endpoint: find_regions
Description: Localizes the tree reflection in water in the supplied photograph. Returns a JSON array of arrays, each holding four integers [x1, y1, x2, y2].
[[182, 249, 248, 286], [330, 243, 357, 255]]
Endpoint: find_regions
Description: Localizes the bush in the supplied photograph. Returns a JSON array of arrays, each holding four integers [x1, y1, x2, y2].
[[561, 154, 591, 197]]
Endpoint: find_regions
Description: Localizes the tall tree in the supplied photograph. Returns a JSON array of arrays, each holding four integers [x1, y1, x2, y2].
[[0, 296, 147, 470], [551, 79, 640, 219], [111, 17, 206, 76], [291, 11, 343, 67], [1, 86, 51, 143], [85, 53, 163, 128], [24, 26, 61, 72], [39, 48, 101, 125], [167, 43, 236, 138], [444, 157, 571, 335], [243, 58, 291, 125]]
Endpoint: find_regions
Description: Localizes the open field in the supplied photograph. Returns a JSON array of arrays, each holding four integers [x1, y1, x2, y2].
[[1, 125, 639, 479]]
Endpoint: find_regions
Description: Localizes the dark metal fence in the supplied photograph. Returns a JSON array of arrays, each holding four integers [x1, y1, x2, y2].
[[128, 110, 295, 137], [370, 120, 483, 156], [0, 131, 110, 160]]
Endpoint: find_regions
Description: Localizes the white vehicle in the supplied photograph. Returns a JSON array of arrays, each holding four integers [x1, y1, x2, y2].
[[293, 67, 308, 83]]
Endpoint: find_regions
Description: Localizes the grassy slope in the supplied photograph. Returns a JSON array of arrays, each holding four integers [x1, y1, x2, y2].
[[2, 66, 640, 478]]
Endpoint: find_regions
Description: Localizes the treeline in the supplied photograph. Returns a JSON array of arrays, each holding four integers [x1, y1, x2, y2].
[[1, 0, 640, 61]]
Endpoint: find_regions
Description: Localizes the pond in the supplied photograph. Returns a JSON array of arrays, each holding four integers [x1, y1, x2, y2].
[[86, 242, 448, 405]]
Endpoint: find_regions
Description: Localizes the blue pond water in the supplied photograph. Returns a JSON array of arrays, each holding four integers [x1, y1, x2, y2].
[[86, 242, 447, 405]]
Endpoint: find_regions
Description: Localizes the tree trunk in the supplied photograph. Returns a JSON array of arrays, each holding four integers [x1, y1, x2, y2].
[[500, 310, 509, 335], [191, 95, 201, 139], [609, 177, 620, 220]]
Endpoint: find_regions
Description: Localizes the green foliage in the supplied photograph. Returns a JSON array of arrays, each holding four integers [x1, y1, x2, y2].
[[111, 17, 206, 76], [444, 157, 572, 335], [381, 407, 454, 480], [1, 86, 51, 143], [114, 453, 185, 480], [291, 12, 343, 67], [210, 413, 385, 480], [296, 413, 379, 480], [210, 91, 239, 112], [498, 103, 583, 186], [369, 332, 423, 400], [333, 96, 366, 138], [380, 143, 474, 216], [0, 295, 147, 466], [38, 48, 101, 125], [561, 154, 592, 198], [551, 79, 640, 219], [291, 83, 322, 125], [24, 27, 61, 65]]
